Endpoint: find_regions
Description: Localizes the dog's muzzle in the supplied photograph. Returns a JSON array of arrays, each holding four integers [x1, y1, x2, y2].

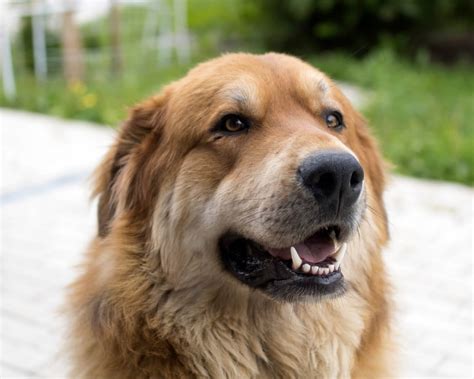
[[219, 150, 365, 302]]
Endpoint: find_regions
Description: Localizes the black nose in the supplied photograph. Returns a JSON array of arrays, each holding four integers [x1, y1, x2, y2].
[[298, 151, 364, 213]]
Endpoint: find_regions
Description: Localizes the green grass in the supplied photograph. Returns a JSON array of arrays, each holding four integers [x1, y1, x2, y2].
[[1, 63, 191, 126], [0, 7, 472, 185]]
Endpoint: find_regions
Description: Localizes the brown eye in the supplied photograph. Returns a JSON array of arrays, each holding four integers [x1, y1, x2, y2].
[[325, 112, 344, 130], [214, 114, 250, 135], [225, 116, 246, 132]]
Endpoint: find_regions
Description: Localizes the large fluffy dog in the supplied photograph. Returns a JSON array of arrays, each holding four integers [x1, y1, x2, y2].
[[67, 53, 393, 378]]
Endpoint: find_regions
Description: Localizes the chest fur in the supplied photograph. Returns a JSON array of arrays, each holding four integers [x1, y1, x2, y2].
[[168, 298, 366, 379]]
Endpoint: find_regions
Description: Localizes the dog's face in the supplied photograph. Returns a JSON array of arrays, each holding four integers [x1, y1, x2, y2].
[[99, 53, 387, 302]]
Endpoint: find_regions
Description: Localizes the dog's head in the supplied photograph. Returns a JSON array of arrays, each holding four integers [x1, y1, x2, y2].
[[96, 53, 388, 302]]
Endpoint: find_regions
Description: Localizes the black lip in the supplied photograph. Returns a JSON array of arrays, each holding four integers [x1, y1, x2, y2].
[[219, 233, 346, 302]]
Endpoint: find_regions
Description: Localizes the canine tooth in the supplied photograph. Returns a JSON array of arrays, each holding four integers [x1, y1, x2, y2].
[[328, 264, 335, 273], [290, 247, 303, 270], [329, 230, 340, 251], [302, 264, 311, 273], [311, 265, 319, 275], [333, 243, 347, 264]]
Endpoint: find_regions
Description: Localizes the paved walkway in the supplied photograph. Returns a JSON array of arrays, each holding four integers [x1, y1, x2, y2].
[[1, 108, 472, 378]]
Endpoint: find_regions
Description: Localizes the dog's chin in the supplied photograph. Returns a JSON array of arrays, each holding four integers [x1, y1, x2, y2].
[[218, 224, 352, 302]]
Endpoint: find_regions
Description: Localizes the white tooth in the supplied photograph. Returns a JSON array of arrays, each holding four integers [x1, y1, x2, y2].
[[311, 265, 319, 275], [323, 268, 329, 275], [302, 264, 311, 273], [328, 264, 335, 273], [290, 247, 303, 270], [333, 243, 347, 264], [317, 267, 325, 275], [329, 230, 339, 251], [335, 262, 340, 271]]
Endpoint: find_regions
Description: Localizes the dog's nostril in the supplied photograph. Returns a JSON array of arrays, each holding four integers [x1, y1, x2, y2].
[[350, 169, 364, 191], [314, 172, 337, 196]]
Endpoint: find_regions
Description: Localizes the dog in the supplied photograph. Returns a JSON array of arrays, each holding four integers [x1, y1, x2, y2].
[[66, 53, 393, 378]]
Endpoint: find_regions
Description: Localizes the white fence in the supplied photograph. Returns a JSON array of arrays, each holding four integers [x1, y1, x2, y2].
[[0, 0, 191, 100]]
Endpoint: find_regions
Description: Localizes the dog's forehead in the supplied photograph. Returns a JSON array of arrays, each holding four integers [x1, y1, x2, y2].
[[167, 53, 342, 138], [216, 75, 264, 116], [297, 69, 330, 97], [294, 68, 340, 112], [259, 53, 331, 89], [219, 76, 259, 105], [212, 56, 333, 111]]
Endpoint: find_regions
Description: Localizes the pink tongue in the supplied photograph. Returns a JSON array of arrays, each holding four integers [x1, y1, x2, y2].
[[268, 232, 335, 264]]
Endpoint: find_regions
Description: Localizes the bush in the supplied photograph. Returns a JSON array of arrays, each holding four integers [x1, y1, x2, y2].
[[243, 0, 474, 56]]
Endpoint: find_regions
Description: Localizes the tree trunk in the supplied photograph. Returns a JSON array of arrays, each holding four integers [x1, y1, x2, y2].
[[61, 1, 84, 82]]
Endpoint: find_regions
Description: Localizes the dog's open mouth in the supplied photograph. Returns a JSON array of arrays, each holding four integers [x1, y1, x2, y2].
[[219, 225, 348, 301], [267, 226, 347, 276]]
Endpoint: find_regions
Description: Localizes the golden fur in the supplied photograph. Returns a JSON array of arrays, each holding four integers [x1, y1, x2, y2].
[[66, 53, 394, 378]]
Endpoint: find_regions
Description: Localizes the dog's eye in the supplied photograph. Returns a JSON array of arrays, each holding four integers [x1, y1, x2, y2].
[[325, 111, 344, 130], [216, 115, 250, 134]]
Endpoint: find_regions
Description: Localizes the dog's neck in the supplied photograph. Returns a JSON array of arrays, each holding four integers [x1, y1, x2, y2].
[[148, 272, 367, 378]]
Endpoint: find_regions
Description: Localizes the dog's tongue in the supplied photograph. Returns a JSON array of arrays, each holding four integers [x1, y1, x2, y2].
[[268, 231, 336, 264]]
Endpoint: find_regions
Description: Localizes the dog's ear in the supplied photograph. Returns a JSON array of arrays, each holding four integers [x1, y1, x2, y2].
[[94, 87, 172, 237]]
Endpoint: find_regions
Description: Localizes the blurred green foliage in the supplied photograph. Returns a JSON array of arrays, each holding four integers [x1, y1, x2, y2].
[[187, 0, 245, 53], [1, 2, 473, 185], [243, 0, 474, 55]]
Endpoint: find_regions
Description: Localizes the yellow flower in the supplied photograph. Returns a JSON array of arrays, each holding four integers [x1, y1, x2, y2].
[[81, 93, 98, 108], [69, 80, 86, 95]]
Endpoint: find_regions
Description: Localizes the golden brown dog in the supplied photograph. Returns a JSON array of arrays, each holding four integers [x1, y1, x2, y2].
[[66, 53, 393, 378]]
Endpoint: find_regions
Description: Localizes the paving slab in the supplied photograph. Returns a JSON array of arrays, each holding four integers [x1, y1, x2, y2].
[[1, 108, 472, 378]]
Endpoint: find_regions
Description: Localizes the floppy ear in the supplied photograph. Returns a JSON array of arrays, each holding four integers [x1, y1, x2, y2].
[[94, 88, 172, 237]]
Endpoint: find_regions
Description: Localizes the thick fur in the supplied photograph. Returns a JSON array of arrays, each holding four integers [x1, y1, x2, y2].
[[66, 53, 394, 378]]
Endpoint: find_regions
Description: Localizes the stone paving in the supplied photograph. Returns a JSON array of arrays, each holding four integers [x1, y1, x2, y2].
[[1, 108, 472, 378]]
